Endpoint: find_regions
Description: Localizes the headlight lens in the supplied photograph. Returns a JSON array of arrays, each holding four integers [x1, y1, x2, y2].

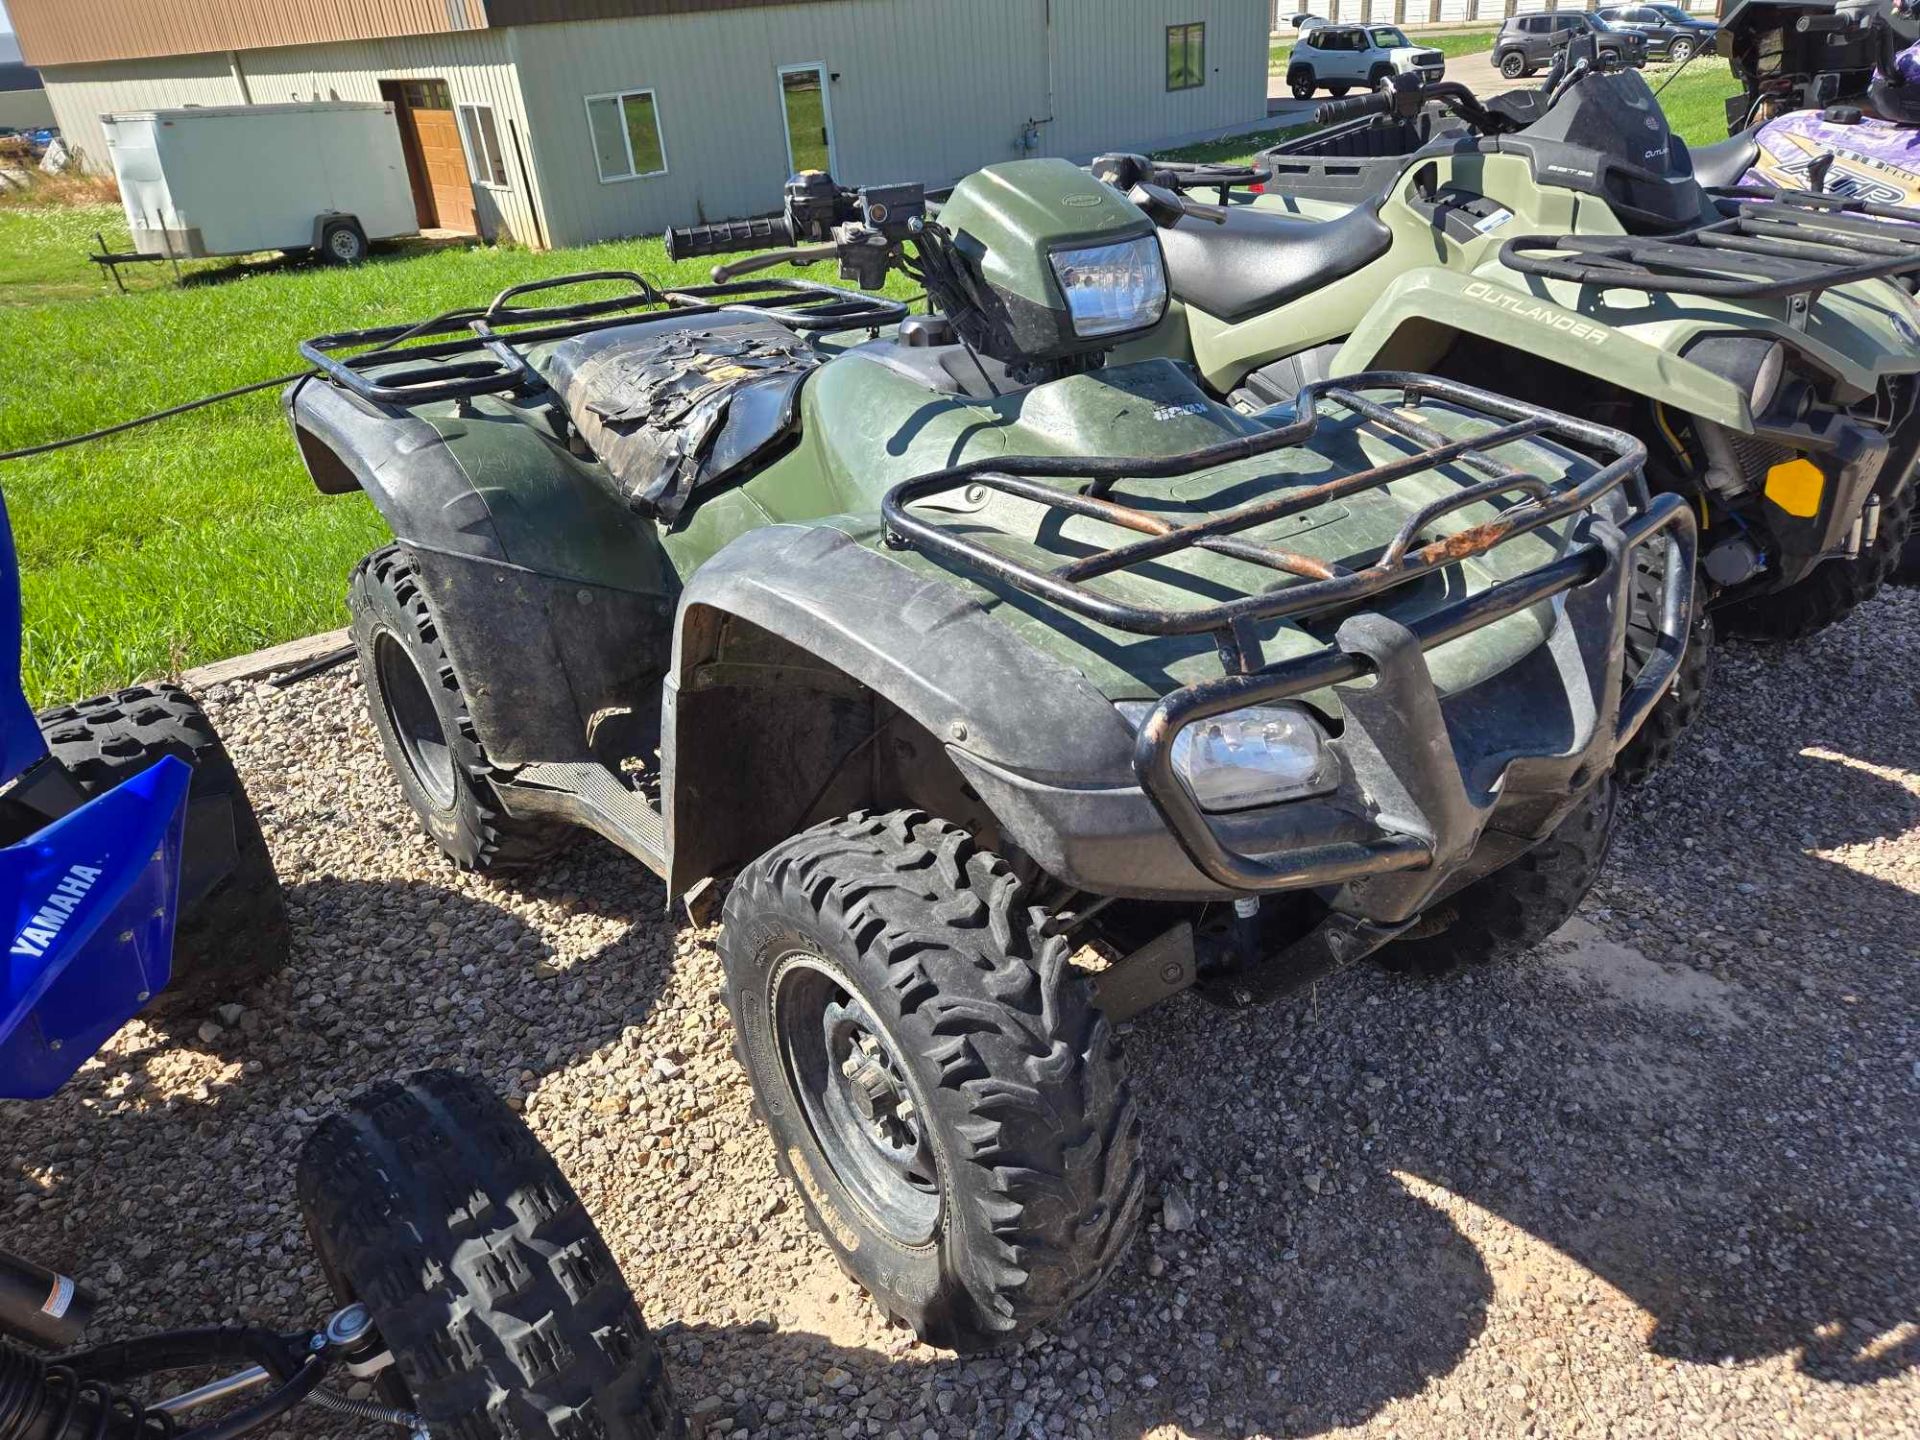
[[1049, 235, 1168, 339], [1118, 702, 1340, 813]]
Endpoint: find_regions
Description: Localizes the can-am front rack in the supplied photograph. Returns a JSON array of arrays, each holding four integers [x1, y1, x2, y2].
[[298, 270, 907, 407], [882, 372, 1696, 891], [1500, 185, 1920, 304]]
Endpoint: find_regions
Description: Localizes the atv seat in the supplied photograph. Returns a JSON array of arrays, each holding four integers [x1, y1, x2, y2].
[[545, 311, 820, 524], [1157, 202, 1393, 325], [1690, 133, 1761, 189]]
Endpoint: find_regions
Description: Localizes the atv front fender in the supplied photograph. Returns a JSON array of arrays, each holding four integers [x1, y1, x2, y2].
[[663, 523, 1152, 895], [1332, 268, 1756, 430]]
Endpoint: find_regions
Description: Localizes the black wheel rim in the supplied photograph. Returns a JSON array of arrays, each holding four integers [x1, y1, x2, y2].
[[373, 631, 458, 809], [773, 953, 940, 1246]]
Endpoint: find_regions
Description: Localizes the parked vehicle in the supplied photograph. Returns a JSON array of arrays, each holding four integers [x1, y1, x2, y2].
[[1596, 4, 1720, 63], [288, 156, 1692, 1350], [0, 513, 286, 1041], [1285, 15, 1445, 99], [101, 102, 418, 264], [0, 486, 682, 1438], [1717, 0, 1920, 577], [1494, 11, 1647, 78], [1099, 48, 1918, 749]]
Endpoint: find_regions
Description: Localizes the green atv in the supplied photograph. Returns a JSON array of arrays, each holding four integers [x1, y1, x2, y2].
[[1100, 51, 1920, 763], [286, 159, 1693, 1351]]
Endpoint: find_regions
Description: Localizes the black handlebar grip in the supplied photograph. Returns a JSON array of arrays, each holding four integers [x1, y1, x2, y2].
[[664, 215, 794, 261], [1795, 12, 1852, 30], [1315, 91, 1394, 126]]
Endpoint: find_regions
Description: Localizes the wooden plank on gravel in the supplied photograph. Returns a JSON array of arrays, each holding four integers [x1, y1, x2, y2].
[[181, 628, 352, 689]]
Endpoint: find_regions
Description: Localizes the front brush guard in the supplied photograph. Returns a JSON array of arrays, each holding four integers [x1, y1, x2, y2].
[[1135, 495, 1694, 897]]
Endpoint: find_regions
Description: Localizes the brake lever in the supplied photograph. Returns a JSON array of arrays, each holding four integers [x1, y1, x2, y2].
[[710, 243, 841, 283]]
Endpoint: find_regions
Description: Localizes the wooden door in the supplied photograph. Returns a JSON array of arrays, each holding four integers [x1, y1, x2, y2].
[[381, 78, 477, 234]]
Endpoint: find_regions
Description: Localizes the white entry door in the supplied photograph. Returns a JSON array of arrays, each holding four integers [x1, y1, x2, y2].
[[778, 63, 837, 179]]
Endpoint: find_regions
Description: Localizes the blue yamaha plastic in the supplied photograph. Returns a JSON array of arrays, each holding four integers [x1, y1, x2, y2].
[[0, 755, 190, 1099]]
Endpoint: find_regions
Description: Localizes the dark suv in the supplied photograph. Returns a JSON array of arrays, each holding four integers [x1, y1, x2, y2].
[[1596, 4, 1719, 63], [1495, 11, 1647, 78]]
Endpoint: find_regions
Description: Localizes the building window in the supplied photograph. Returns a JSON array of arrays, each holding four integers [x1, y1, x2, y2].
[[1167, 22, 1206, 91], [458, 103, 509, 187], [586, 88, 668, 183]]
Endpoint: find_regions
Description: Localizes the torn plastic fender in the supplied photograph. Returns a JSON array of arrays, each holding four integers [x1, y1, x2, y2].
[[0, 756, 189, 1100]]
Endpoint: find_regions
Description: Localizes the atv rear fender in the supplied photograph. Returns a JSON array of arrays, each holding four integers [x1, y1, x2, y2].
[[284, 379, 674, 768]]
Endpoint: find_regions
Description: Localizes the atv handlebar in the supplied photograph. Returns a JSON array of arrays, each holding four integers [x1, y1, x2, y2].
[[1315, 76, 1508, 133], [665, 215, 797, 262], [1315, 90, 1395, 126]]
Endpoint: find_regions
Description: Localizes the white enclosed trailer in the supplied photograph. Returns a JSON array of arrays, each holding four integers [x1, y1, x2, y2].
[[100, 102, 418, 263]]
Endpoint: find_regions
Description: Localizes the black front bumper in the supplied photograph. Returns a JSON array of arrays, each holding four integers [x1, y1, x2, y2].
[[951, 495, 1696, 912]]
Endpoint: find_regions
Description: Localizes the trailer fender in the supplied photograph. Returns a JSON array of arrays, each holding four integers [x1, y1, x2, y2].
[[663, 523, 1139, 893], [1331, 269, 1755, 432]]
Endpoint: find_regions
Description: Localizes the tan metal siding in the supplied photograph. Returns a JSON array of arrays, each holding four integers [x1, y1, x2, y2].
[[9, 0, 485, 69], [1045, 0, 1270, 159], [41, 32, 548, 248], [509, 0, 1052, 248], [486, 0, 853, 22]]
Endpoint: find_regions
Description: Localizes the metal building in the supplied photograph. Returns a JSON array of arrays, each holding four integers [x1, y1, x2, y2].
[[10, 0, 1270, 249]]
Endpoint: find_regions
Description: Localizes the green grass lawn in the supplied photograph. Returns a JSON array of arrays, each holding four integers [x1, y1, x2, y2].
[[0, 55, 1752, 707], [1646, 57, 1742, 147]]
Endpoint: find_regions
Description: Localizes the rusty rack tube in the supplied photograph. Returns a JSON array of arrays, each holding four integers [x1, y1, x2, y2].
[[881, 372, 1648, 643]]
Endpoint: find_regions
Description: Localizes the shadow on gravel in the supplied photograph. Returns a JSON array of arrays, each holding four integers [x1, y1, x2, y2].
[[0, 864, 680, 1324], [1427, 744, 1919, 1388]]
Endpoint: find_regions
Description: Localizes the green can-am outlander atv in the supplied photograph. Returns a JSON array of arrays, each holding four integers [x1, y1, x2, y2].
[[285, 158, 1693, 1351], [1098, 43, 1920, 769]]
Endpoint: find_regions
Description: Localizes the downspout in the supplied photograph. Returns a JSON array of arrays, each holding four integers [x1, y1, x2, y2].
[[228, 51, 252, 105], [1022, 0, 1057, 156], [502, 26, 554, 250]]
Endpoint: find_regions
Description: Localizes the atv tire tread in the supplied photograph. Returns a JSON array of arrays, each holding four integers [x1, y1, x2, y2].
[[350, 546, 573, 872], [297, 1069, 682, 1440], [720, 810, 1145, 1352], [1715, 473, 1916, 641], [36, 682, 288, 998], [1376, 778, 1616, 979], [1614, 547, 1712, 786]]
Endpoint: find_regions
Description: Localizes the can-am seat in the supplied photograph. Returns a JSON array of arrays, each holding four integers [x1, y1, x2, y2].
[[1157, 202, 1393, 324]]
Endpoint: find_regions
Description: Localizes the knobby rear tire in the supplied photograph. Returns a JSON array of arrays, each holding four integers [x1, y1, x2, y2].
[[297, 1069, 684, 1440]]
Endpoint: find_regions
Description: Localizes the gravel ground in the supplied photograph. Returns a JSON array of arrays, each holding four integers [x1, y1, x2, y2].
[[5, 587, 1917, 1440]]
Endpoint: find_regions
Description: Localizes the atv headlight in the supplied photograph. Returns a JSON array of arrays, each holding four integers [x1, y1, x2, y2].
[[1048, 235, 1168, 339], [1681, 334, 1786, 418], [1118, 702, 1339, 812]]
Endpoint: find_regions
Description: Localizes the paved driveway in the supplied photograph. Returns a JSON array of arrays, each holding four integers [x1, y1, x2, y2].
[[1266, 44, 1522, 122]]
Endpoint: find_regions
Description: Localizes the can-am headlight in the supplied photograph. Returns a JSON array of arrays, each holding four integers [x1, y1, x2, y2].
[[1118, 702, 1339, 813], [1048, 235, 1168, 339]]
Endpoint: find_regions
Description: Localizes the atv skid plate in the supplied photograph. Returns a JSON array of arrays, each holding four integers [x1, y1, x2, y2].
[[884, 372, 1697, 901]]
